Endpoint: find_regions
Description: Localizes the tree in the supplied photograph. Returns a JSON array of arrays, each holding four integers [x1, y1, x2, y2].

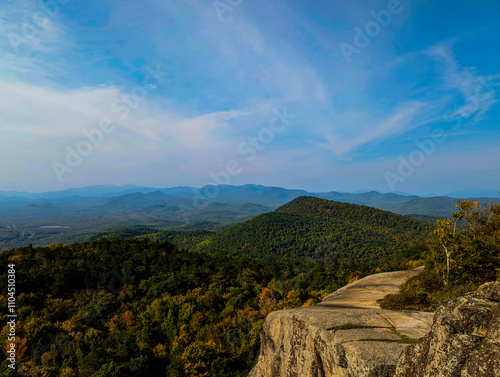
[[434, 215, 459, 286], [434, 200, 500, 285]]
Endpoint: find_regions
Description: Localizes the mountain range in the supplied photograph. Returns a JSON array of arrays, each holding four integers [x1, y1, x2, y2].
[[1, 184, 499, 252], [1, 183, 499, 208]]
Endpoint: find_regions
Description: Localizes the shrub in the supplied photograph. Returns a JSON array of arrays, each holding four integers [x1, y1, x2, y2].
[[379, 271, 443, 311]]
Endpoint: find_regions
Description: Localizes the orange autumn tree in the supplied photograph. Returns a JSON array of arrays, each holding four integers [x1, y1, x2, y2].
[[108, 310, 135, 335], [4, 337, 27, 361]]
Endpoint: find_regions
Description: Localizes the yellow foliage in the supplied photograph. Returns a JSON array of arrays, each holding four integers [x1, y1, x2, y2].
[[406, 260, 424, 269], [197, 239, 212, 247], [84, 328, 102, 343], [237, 307, 261, 320], [282, 290, 301, 309], [7, 254, 21, 264], [153, 343, 168, 358], [301, 298, 315, 307], [41, 349, 58, 365], [205, 327, 222, 347], [60, 367, 77, 377], [348, 271, 361, 284], [258, 287, 275, 307], [192, 311, 205, 328], [60, 320, 79, 337]]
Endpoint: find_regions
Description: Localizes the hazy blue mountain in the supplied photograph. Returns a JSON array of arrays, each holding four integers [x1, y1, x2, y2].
[[147, 184, 308, 207], [198, 184, 309, 206], [389, 196, 500, 218], [315, 190, 419, 209], [2, 184, 500, 216], [42, 184, 150, 198], [105, 191, 177, 210], [0, 184, 152, 200], [2, 184, 500, 253], [446, 188, 500, 198]]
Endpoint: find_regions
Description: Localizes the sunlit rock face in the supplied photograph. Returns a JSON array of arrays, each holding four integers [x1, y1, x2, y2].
[[395, 281, 500, 377], [249, 268, 434, 377]]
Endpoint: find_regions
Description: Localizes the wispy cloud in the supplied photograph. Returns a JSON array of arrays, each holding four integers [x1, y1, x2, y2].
[[0, 77, 290, 189], [320, 101, 423, 155], [0, 0, 74, 86], [316, 39, 499, 156], [425, 41, 499, 121], [184, 1, 331, 107], [0, 0, 499, 194]]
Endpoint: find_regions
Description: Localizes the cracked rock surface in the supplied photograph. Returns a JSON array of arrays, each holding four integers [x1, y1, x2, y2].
[[395, 281, 500, 377], [249, 267, 434, 377]]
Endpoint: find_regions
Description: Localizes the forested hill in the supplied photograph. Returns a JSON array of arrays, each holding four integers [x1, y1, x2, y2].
[[0, 199, 438, 376], [0, 238, 353, 376], [203, 196, 434, 264]]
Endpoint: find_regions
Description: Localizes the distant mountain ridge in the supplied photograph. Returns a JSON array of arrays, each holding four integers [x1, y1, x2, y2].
[[1, 184, 499, 252], [1, 184, 498, 218]]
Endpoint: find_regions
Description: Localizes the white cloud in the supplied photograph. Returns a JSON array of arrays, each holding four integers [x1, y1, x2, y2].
[[425, 42, 499, 121], [186, 1, 331, 107], [166, 110, 250, 150], [0, 78, 286, 188], [319, 101, 423, 155], [0, 81, 119, 138], [0, 0, 74, 84], [317, 41, 500, 157]]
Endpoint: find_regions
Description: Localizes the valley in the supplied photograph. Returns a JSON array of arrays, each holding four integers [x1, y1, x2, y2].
[[3, 1, 498, 375], [1, 184, 498, 252], [1, 186, 499, 376]]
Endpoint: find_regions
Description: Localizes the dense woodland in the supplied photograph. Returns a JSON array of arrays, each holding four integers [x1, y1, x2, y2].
[[71, 197, 435, 267], [2, 196, 498, 376], [2, 186, 498, 252], [380, 200, 500, 311], [0, 238, 365, 376], [89, 228, 216, 251], [202, 197, 434, 265]]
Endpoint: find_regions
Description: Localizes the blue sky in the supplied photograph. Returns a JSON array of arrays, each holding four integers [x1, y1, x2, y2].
[[0, 0, 499, 196]]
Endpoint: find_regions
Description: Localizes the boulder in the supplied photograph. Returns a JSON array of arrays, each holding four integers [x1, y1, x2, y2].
[[395, 282, 500, 377]]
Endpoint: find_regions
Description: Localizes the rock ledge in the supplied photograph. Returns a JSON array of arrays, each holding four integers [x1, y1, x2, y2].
[[249, 267, 434, 377], [395, 281, 500, 377]]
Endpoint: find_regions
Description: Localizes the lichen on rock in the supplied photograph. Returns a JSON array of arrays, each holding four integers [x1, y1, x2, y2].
[[249, 268, 434, 377], [249, 274, 500, 377], [395, 281, 500, 377]]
